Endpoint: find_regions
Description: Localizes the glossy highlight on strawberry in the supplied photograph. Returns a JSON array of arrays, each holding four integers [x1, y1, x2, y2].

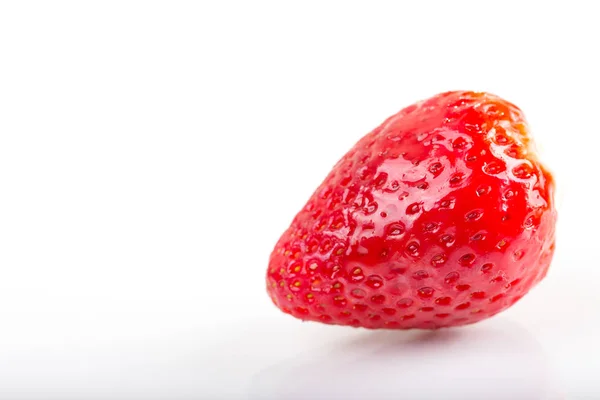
[[266, 91, 556, 329]]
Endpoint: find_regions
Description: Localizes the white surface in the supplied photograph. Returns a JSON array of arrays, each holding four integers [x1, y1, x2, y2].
[[0, 1, 597, 399]]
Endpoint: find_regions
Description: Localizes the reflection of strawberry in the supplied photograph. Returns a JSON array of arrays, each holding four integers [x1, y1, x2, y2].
[[266, 91, 556, 329]]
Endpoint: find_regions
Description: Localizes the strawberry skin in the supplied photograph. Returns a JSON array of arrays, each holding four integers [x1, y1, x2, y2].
[[266, 91, 556, 329]]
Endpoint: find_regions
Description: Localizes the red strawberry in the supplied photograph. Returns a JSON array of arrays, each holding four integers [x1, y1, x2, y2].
[[266, 91, 556, 329]]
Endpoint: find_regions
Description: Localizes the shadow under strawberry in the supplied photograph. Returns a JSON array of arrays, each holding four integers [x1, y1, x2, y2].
[[248, 317, 562, 400]]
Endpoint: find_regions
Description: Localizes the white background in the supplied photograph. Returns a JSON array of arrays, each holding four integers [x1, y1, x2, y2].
[[0, 1, 597, 399]]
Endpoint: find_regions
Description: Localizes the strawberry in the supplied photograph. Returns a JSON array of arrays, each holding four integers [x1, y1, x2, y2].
[[266, 91, 556, 329]]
